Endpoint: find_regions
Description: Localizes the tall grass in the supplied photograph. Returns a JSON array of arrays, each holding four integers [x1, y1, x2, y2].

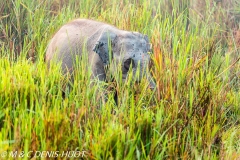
[[0, 0, 239, 159]]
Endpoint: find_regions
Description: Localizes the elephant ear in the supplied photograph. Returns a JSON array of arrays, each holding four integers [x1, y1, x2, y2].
[[93, 31, 117, 65]]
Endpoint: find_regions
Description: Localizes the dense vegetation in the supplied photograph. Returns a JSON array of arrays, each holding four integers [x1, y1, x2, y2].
[[0, 0, 239, 159]]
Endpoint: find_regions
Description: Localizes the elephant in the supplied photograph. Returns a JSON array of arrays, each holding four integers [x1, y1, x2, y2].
[[46, 19, 155, 92]]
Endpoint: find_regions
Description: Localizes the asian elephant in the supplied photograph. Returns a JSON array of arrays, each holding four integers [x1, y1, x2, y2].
[[46, 19, 155, 90]]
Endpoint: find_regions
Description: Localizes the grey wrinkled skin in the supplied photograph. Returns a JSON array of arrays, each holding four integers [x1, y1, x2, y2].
[[46, 19, 155, 89]]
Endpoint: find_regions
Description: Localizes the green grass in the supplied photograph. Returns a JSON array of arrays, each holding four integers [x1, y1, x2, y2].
[[0, 0, 240, 159]]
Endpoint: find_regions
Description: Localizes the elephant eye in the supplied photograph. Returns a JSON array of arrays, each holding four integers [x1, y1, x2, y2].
[[124, 58, 135, 71], [148, 58, 154, 70]]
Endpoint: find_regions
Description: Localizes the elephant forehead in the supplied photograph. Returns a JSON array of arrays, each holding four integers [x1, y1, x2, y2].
[[119, 37, 148, 51]]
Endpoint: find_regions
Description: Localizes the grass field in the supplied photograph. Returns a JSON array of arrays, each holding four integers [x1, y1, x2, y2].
[[0, 0, 240, 159]]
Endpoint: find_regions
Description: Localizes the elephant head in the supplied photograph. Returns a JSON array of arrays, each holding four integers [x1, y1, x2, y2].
[[93, 30, 156, 89]]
